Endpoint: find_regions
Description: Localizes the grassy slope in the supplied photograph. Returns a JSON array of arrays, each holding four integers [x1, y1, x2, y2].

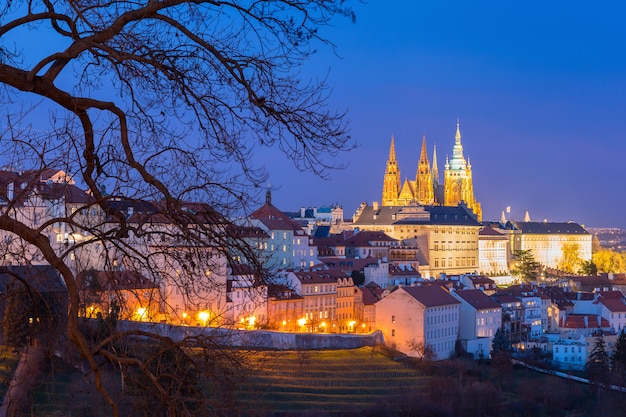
[[237, 347, 429, 415], [22, 345, 626, 417]]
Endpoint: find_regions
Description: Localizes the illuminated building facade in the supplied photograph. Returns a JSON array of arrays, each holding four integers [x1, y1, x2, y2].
[[478, 225, 510, 275], [511, 221, 592, 270], [352, 202, 482, 277], [381, 121, 482, 221], [375, 285, 461, 360]]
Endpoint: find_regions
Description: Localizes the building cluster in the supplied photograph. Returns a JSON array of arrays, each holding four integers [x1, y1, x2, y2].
[[0, 122, 608, 367]]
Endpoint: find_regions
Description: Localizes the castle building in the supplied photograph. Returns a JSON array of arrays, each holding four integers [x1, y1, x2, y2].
[[351, 202, 482, 278], [381, 121, 482, 221]]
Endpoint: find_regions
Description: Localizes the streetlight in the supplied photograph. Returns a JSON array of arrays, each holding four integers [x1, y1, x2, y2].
[[136, 307, 147, 321], [198, 311, 210, 326], [298, 318, 307, 332]]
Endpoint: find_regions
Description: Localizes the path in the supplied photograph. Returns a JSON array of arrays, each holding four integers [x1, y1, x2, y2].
[[0, 346, 45, 417]]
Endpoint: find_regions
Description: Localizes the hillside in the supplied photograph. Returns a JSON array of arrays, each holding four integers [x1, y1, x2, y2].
[[237, 347, 428, 415], [17, 345, 626, 416]]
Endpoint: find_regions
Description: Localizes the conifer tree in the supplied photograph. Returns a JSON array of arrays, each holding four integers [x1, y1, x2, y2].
[[511, 250, 541, 282], [611, 329, 626, 385], [490, 327, 511, 354], [586, 336, 610, 389]]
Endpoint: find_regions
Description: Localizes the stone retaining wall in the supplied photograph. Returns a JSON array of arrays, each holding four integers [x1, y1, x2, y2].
[[117, 320, 384, 350]]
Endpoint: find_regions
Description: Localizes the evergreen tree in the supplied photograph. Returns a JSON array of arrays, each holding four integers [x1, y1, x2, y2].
[[490, 328, 512, 390], [611, 329, 626, 385], [586, 336, 610, 389], [511, 250, 541, 282], [490, 327, 511, 354]]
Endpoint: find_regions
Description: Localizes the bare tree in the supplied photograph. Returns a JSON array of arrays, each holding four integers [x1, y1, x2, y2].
[[406, 338, 436, 361], [0, 1, 354, 415]]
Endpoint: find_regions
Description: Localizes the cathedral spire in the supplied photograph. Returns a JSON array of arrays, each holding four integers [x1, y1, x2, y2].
[[416, 135, 434, 205], [389, 134, 397, 161], [381, 135, 401, 206], [432, 144, 439, 186], [449, 119, 466, 170]]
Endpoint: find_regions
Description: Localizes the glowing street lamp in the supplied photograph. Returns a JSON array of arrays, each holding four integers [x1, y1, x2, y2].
[[297, 317, 307, 331], [348, 320, 356, 333], [136, 307, 147, 321], [198, 311, 210, 326]]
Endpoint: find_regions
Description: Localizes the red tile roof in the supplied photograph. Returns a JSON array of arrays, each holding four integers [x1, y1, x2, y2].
[[250, 202, 303, 232], [454, 289, 502, 310], [400, 285, 461, 308], [362, 283, 384, 306], [479, 225, 505, 236], [599, 298, 626, 313], [292, 269, 348, 284], [561, 314, 609, 329]]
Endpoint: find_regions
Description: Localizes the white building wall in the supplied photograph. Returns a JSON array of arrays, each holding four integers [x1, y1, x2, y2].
[[478, 237, 508, 275], [424, 304, 460, 360], [364, 261, 389, 288], [601, 304, 626, 333]]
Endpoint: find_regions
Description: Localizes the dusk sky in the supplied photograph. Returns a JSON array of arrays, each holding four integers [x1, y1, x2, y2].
[[258, 1, 626, 229]]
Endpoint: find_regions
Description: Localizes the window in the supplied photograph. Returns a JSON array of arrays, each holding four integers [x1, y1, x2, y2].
[[391, 329, 395, 337], [391, 315, 395, 324]]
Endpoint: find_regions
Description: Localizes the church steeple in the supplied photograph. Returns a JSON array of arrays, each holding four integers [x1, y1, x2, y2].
[[443, 119, 481, 221], [389, 134, 397, 162], [432, 144, 439, 187], [265, 183, 272, 205], [382, 135, 401, 206], [416, 135, 434, 205], [449, 119, 467, 170]]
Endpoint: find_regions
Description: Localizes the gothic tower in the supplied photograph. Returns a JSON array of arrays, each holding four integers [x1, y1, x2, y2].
[[382, 135, 401, 206], [416, 135, 434, 205], [443, 120, 482, 220]]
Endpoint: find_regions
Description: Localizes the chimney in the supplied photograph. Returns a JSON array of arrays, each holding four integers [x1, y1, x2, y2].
[[372, 201, 379, 211]]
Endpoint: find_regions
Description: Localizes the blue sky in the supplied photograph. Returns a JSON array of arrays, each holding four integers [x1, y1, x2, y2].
[[261, 1, 626, 229]]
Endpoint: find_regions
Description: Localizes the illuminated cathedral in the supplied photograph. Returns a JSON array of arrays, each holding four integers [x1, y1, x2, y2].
[[381, 121, 482, 221]]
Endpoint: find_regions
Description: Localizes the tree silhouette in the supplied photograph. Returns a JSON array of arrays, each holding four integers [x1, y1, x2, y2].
[[587, 336, 610, 391], [578, 260, 598, 276], [611, 329, 626, 386], [0, 1, 354, 415]]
